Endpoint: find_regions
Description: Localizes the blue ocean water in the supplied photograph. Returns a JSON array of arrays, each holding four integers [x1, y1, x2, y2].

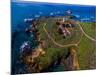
[[11, 2, 96, 74], [11, 1, 96, 32]]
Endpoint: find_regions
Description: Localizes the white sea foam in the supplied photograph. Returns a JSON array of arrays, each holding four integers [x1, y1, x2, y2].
[[24, 18, 33, 22], [75, 15, 80, 18], [35, 14, 40, 17], [81, 18, 90, 21], [50, 12, 54, 15]]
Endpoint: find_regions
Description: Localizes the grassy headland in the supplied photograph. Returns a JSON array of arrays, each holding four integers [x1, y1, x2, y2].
[[20, 17, 96, 73]]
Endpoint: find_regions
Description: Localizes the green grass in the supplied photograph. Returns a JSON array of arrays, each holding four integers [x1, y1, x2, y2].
[[45, 19, 82, 45], [37, 18, 96, 71], [80, 22, 96, 39], [36, 47, 69, 70], [78, 22, 96, 70]]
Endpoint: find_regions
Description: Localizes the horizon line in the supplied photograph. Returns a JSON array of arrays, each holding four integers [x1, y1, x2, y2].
[[12, 0, 96, 6]]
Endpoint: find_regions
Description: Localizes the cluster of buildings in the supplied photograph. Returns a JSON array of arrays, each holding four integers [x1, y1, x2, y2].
[[56, 19, 76, 38]]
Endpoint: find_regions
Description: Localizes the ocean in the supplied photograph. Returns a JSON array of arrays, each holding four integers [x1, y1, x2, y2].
[[11, 1, 96, 74], [11, 1, 96, 32]]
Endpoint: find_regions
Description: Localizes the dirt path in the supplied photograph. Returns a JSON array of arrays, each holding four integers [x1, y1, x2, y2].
[[42, 21, 95, 70], [43, 23, 81, 70], [77, 22, 96, 42], [43, 23, 83, 48]]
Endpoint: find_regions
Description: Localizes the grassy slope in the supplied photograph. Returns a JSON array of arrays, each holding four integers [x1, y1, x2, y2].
[[36, 18, 69, 70], [80, 22, 96, 39], [78, 22, 96, 70], [44, 18, 82, 45], [37, 19, 96, 71]]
